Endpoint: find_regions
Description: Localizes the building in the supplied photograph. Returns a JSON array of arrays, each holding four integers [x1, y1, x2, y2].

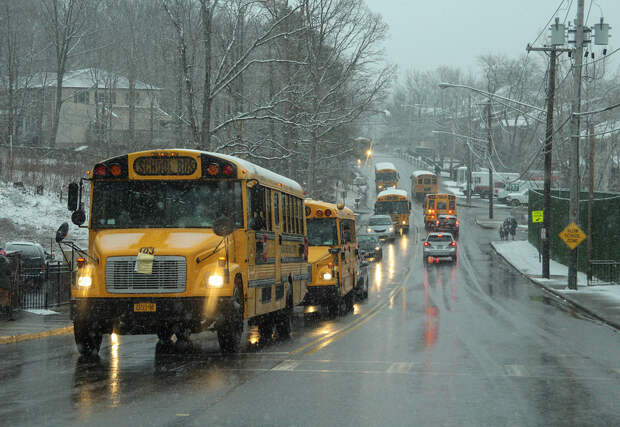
[[2, 68, 172, 150]]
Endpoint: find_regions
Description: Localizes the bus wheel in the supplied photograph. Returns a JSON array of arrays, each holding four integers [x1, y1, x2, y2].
[[327, 299, 340, 317], [275, 288, 293, 340], [217, 279, 244, 354], [345, 292, 354, 312], [74, 320, 102, 357], [258, 315, 274, 343]]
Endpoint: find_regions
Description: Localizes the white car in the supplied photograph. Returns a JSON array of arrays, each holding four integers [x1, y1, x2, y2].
[[365, 215, 396, 241], [505, 189, 529, 207]]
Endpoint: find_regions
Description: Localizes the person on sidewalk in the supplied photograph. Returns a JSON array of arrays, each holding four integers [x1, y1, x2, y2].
[[499, 224, 506, 240]]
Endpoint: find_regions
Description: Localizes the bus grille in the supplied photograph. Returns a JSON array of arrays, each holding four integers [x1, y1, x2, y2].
[[105, 256, 186, 293]]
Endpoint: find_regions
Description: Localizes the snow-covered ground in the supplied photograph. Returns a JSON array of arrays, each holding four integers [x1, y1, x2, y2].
[[0, 181, 87, 251], [443, 179, 465, 197], [493, 240, 620, 309]]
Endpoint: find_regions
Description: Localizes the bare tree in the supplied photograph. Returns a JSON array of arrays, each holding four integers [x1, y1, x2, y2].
[[40, 0, 92, 147]]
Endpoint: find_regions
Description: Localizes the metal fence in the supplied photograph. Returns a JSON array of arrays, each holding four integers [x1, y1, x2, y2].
[[588, 260, 619, 286], [4, 253, 73, 311]]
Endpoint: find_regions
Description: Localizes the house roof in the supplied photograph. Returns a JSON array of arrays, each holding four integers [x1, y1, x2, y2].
[[24, 68, 159, 90]]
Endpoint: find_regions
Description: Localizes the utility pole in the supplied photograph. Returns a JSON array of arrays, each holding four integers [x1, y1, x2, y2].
[[528, 22, 572, 279], [467, 94, 472, 207], [587, 122, 595, 281], [486, 100, 494, 219], [568, 0, 585, 290]]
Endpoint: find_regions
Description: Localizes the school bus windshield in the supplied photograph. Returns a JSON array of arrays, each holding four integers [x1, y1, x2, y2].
[[306, 218, 338, 246], [376, 171, 397, 181], [91, 180, 243, 229], [375, 200, 409, 214]]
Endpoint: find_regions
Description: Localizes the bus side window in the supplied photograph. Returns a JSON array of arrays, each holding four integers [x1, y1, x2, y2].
[[296, 198, 302, 234], [265, 188, 272, 231], [248, 185, 266, 231], [283, 194, 289, 233], [341, 219, 355, 243], [274, 191, 280, 228]]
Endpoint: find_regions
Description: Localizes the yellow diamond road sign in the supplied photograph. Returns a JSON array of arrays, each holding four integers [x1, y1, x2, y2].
[[532, 210, 543, 223], [559, 222, 587, 250]]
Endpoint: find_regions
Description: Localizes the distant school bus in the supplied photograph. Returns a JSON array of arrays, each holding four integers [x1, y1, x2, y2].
[[62, 149, 309, 356], [424, 193, 457, 229], [375, 188, 411, 234], [375, 162, 399, 192], [303, 200, 368, 315], [411, 170, 438, 201]]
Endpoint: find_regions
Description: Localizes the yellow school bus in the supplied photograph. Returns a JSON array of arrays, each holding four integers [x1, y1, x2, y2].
[[303, 200, 368, 315], [411, 170, 438, 201], [375, 188, 411, 234], [62, 149, 309, 355], [375, 162, 399, 192], [424, 193, 457, 230]]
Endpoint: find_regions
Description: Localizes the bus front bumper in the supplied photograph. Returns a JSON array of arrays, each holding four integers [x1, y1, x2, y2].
[[71, 297, 232, 335]]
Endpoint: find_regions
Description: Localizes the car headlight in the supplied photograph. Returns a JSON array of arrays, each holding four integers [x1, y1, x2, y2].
[[388, 226, 394, 232], [77, 274, 92, 288], [366, 227, 372, 233], [322, 272, 332, 281], [207, 274, 223, 288], [375, 246, 380, 250]]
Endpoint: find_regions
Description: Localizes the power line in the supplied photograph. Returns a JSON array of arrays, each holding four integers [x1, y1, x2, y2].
[[532, 0, 567, 45]]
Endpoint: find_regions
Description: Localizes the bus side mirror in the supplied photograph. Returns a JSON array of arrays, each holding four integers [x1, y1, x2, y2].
[[214, 216, 234, 237], [55, 222, 69, 243], [71, 209, 86, 226], [67, 183, 79, 211]]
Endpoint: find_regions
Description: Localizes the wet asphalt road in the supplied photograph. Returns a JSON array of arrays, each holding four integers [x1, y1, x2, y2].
[[0, 155, 619, 426]]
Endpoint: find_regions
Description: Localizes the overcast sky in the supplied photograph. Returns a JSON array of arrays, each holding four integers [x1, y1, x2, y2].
[[365, 0, 620, 75]]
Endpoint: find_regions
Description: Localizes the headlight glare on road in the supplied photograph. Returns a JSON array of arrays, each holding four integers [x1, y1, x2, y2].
[[207, 274, 223, 288], [322, 272, 332, 281]]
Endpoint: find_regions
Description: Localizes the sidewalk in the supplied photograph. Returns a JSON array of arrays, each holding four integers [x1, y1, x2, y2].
[[0, 305, 73, 344], [492, 240, 620, 329]]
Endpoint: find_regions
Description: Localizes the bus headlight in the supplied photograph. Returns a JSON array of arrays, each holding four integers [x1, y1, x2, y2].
[[402, 220, 406, 224], [77, 274, 92, 288], [207, 274, 224, 288], [322, 272, 332, 281]]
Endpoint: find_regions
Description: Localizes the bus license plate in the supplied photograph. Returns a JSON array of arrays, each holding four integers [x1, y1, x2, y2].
[[134, 302, 156, 312]]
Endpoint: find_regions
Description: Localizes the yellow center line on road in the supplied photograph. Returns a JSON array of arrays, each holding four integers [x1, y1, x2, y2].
[[288, 223, 419, 357]]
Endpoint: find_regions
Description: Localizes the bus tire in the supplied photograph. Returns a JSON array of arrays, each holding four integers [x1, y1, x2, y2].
[[74, 320, 102, 357], [217, 278, 244, 354], [258, 314, 274, 342], [275, 288, 293, 340]]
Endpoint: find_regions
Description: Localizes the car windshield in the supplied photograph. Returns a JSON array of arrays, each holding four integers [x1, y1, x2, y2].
[[375, 200, 409, 214], [306, 218, 338, 246], [91, 180, 244, 229], [5, 243, 41, 257], [369, 217, 391, 226], [428, 234, 453, 242]]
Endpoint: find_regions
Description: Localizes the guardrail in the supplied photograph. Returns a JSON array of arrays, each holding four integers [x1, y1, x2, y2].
[[588, 260, 619, 286]]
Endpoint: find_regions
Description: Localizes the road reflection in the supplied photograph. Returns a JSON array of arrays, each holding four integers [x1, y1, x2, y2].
[[423, 267, 439, 348]]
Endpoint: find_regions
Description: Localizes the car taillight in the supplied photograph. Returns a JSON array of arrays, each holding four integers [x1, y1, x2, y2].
[[456, 220, 459, 226], [436, 220, 439, 225], [450, 241, 456, 247], [424, 242, 430, 247]]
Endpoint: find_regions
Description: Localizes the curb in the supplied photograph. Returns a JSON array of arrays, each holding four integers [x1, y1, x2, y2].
[[474, 218, 498, 230], [490, 242, 620, 331], [0, 325, 74, 345]]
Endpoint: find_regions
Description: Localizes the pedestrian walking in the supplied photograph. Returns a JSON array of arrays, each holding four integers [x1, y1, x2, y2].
[[499, 224, 506, 240], [508, 217, 517, 240]]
